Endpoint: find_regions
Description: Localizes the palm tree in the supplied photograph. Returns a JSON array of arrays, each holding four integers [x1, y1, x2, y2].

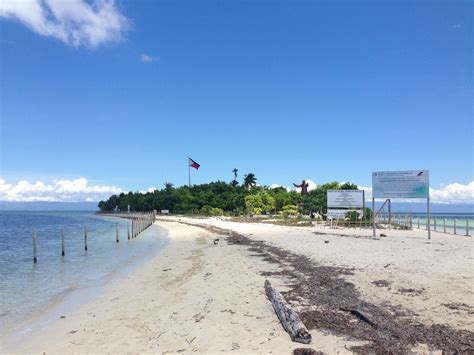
[[164, 182, 174, 191], [243, 173, 257, 189], [231, 168, 239, 186]]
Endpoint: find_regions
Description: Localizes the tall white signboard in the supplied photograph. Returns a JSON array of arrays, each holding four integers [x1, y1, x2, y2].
[[372, 171, 429, 199], [371, 170, 430, 239]]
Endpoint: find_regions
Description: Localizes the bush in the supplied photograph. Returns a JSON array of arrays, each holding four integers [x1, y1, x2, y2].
[[281, 204, 299, 218], [201, 205, 224, 216], [244, 191, 276, 215], [345, 210, 360, 221], [210, 207, 224, 216]]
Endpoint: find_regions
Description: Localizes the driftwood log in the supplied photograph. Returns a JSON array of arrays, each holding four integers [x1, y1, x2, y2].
[[264, 280, 312, 344]]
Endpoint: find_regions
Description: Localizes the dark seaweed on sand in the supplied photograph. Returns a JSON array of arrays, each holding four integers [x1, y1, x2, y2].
[[174, 220, 474, 354]]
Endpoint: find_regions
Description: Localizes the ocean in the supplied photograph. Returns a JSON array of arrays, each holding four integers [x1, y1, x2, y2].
[[376, 212, 474, 235], [0, 211, 169, 345]]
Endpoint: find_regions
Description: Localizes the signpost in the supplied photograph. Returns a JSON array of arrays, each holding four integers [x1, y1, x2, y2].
[[327, 190, 365, 208], [327, 209, 364, 220], [326, 190, 365, 220], [372, 170, 430, 239]]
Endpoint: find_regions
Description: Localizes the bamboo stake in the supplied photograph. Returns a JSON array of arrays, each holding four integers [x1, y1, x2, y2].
[[116, 222, 119, 243], [84, 225, 88, 251], [32, 230, 37, 263], [61, 227, 65, 256]]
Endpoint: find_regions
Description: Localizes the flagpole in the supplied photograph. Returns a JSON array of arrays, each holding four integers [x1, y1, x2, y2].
[[188, 156, 191, 188]]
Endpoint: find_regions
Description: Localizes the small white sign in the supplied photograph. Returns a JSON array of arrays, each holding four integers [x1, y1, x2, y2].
[[327, 190, 364, 208], [161, 209, 170, 215], [327, 209, 363, 219]]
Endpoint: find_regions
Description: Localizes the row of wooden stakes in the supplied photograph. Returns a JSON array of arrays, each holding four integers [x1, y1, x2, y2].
[[31, 212, 156, 263]]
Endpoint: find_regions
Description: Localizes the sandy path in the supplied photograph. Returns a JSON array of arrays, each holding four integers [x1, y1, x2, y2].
[[169, 217, 474, 333], [7, 221, 359, 354]]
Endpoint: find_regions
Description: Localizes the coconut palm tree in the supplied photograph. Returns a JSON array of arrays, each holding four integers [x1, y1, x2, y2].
[[231, 168, 239, 186], [243, 173, 257, 189]]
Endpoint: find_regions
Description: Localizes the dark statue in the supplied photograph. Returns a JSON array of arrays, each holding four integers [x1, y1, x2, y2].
[[293, 180, 309, 195]]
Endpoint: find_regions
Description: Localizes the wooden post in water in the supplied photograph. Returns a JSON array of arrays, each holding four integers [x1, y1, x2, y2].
[[84, 225, 88, 251], [454, 219, 457, 235], [417, 217, 420, 229], [444, 219, 446, 233], [32, 230, 37, 263], [434, 219, 437, 232], [127, 222, 130, 240], [116, 222, 119, 243], [466, 220, 469, 236], [61, 227, 65, 256]]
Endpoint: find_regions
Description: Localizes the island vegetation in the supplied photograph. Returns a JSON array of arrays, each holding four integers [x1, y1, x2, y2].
[[98, 173, 370, 219]]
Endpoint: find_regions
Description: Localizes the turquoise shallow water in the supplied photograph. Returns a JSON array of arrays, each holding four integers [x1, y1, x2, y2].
[[376, 212, 474, 235], [0, 211, 168, 339]]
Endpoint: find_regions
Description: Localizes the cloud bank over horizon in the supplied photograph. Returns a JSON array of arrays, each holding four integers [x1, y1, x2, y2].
[[0, 178, 122, 202], [0, 178, 473, 204], [0, 0, 129, 48]]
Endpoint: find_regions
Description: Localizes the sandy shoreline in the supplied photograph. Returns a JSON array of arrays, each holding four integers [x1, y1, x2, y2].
[[5, 217, 474, 354]]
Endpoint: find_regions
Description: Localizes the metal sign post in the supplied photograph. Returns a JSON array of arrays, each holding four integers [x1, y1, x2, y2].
[[427, 184, 431, 240], [372, 197, 376, 237]]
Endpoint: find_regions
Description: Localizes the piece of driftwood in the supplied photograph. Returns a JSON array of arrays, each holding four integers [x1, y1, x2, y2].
[[293, 348, 325, 355], [264, 280, 312, 344], [340, 307, 377, 328]]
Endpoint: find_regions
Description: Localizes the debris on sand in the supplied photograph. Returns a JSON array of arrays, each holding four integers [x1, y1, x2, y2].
[[174, 220, 474, 354]]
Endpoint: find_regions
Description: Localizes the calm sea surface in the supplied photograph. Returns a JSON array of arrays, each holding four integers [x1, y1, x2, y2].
[[378, 212, 474, 235], [0, 211, 168, 341]]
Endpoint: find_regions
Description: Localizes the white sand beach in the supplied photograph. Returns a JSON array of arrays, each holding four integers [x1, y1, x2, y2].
[[6, 217, 474, 354]]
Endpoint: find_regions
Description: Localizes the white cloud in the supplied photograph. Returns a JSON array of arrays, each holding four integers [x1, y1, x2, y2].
[[0, 178, 122, 202], [139, 187, 157, 194], [430, 182, 474, 204], [356, 182, 474, 204], [0, 0, 129, 48], [140, 53, 159, 62]]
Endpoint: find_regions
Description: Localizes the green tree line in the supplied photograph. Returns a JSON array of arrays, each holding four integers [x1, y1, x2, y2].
[[98, 177, 361, 217]]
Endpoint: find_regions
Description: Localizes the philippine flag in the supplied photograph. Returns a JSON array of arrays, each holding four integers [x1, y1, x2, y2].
[[189, 158, 200, 170]]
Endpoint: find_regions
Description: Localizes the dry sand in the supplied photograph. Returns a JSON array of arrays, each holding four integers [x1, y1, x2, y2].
[[6, 217, 474, 354]]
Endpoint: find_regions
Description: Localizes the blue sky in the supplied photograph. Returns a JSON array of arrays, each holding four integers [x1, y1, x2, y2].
[[0, 0, 472, 202]]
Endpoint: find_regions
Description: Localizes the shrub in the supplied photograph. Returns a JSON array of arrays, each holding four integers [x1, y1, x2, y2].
[[281, 204, 299, 218], [244, 191, 276, 215]]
